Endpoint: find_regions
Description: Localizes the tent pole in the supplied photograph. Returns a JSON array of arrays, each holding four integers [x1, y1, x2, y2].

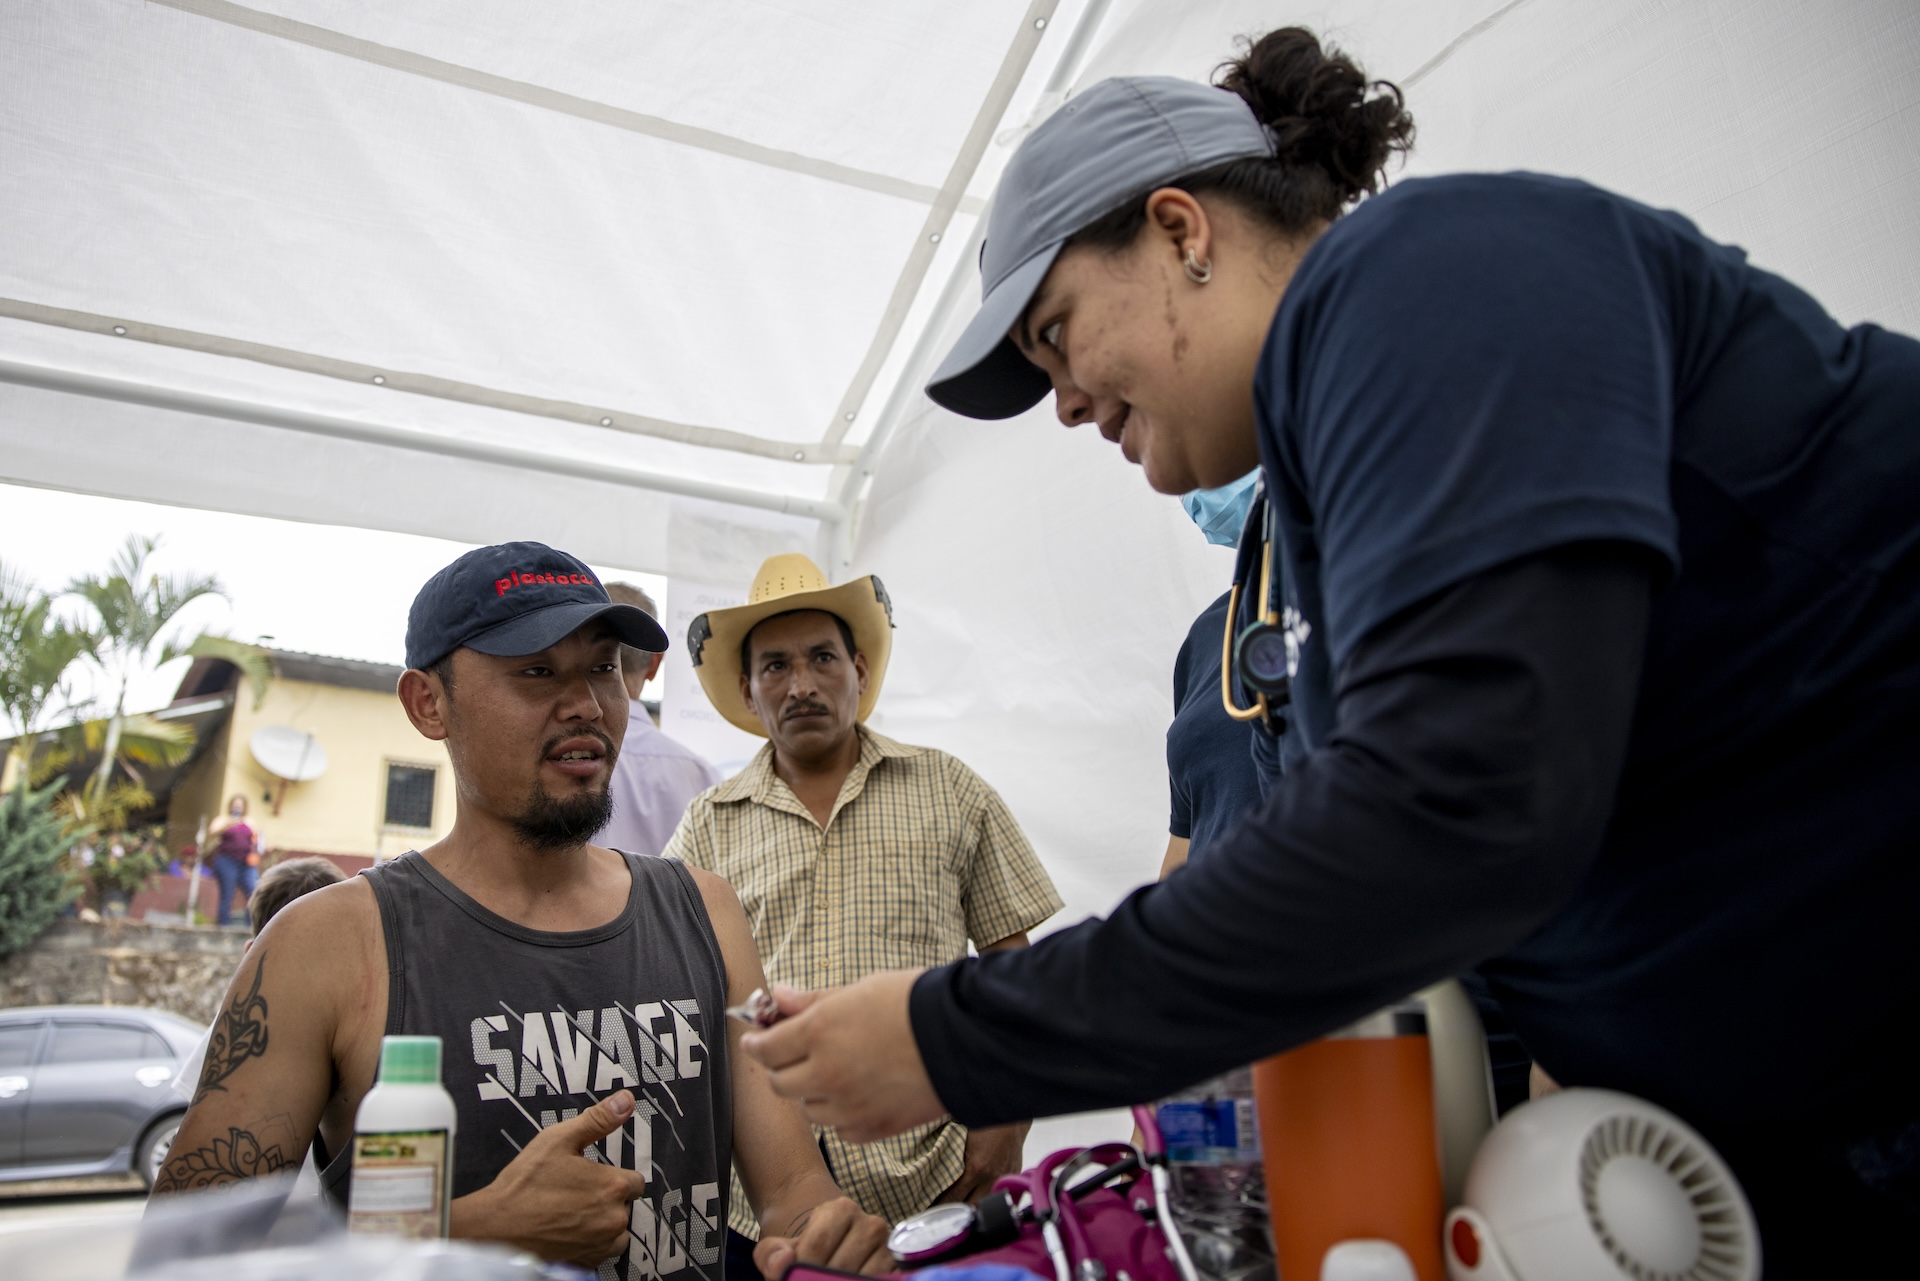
[[826, 213, 989, 579], [824, 0, 1118, 579], [0, 358, 845, 524], [818, 0, 1063, 450]]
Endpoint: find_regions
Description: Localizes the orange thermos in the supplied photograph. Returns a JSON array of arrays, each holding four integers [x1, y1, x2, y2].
[[1254, 1003, 1446, 1281]]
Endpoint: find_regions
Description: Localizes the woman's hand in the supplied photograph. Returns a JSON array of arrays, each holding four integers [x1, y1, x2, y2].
[[739, 972, 945, 1144]]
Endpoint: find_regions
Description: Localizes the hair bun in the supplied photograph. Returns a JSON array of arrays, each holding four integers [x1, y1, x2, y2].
[[1216, 28, 1413, 207]]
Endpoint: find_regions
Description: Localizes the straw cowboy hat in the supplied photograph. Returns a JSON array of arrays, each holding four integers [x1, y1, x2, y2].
[[687, 554, 894, 737]]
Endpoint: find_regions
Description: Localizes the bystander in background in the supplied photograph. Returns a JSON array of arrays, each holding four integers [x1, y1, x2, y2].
[[591, 582, 724, 857], [207, 794, 260, 927]]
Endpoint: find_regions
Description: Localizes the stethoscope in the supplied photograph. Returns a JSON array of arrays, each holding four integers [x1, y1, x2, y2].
[[884, 1105, 1201, 1281], [1220, 480, 1293, 731]]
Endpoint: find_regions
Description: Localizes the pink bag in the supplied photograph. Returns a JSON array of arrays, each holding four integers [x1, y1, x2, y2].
[[787, 1108, 1198, 1281]]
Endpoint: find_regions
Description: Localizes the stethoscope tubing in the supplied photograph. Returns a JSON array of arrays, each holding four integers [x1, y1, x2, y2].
[[985, 1109, 1199, 1281]]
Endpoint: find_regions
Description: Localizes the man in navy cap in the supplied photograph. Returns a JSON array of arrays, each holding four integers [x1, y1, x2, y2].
[[153, 542, 893, 1280]]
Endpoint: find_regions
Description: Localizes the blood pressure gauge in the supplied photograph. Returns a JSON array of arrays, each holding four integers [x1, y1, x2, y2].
[[888, 1203, 977, 1263], [888, 1192, 1022, 1265]]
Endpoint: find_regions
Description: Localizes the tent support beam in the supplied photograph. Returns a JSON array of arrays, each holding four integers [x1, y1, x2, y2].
[[0, 359, 845, 524], [0, 296, 857, 465], [824, 212, 990, 578]]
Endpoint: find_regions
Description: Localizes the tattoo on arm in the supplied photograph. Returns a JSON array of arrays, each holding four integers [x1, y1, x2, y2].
[[193, 951, 271, 1105], [783, 1208, 814, 1237], [152, 1120, 294, 1194]]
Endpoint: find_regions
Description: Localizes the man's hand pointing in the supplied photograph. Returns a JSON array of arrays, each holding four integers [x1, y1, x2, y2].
[[452, 1088, 646, 1266]]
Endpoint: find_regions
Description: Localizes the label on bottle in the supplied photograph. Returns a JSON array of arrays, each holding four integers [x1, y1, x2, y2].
[[348, 1128, 449, 1239], [1157, 1097, 1260, 1163]]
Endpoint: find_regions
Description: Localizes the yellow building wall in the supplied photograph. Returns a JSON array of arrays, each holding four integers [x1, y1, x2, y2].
[[165, 720, 231, 854], [185, 678, 454, 860]]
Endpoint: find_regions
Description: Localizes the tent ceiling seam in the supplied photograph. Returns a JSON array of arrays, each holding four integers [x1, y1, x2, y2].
[[0, 297, 859, 465], [149, 0, 985, 214], [0, 357, 846, 523], [1402, 0, 1535, 86], [819, 0, 1062, 449]]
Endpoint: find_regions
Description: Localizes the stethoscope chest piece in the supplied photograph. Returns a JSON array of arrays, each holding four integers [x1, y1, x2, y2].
[[1233, 618, 1294, 701], [1221, 484, 1292, 727]]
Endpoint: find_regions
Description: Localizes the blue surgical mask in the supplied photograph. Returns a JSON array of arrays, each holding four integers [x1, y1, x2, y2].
[[1181, 470, 1261, 547]]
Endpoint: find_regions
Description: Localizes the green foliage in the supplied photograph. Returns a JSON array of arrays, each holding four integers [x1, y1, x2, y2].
[[0, 774, 82, 959], [84, 824, 167, 905], [65, 534, 227, 807], [54, 775, 158, 837], [47, 712, 197, 778], [66, 534, 223, 672], [4, 540, 271, 859], [0, 561, 93, 783], [175, 633, 274, 712]]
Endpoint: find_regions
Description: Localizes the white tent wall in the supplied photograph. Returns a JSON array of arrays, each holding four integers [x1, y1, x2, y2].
[[1077, 0, 1920, 333], [851, 0, 1920, 935]]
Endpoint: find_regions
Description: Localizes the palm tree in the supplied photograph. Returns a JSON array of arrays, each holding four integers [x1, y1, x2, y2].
[[65, 535, 271, 810], [0, 562, 93, 791], [34, 713, 197, 829]]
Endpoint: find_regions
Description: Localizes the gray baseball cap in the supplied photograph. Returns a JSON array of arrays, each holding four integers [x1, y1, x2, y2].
[[926, 76, 1275, 420]]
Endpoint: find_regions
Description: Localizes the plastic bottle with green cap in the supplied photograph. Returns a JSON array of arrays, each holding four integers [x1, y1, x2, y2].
[[348, 1034, 457, 1240]]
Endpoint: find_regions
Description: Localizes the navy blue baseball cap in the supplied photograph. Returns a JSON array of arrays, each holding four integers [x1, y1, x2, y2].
[[405, 541, 668, 671]]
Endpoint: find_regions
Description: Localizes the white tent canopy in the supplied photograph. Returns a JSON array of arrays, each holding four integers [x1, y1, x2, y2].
[[1, 0, 1115, 574], [4, 0, 1918, 924]]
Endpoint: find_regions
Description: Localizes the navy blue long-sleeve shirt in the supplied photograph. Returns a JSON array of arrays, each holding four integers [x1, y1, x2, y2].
[[911, 173, 1920, 1149]]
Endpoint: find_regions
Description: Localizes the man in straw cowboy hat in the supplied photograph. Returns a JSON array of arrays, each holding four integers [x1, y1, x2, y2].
[[664, 553, 1061, 1262]]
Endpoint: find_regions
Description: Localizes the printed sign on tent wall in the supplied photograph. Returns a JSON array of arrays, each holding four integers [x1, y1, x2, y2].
[[659, 580, 765, 777]]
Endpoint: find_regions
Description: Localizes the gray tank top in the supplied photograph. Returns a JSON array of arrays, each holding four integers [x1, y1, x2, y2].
[[328, 851, 731, 1281]]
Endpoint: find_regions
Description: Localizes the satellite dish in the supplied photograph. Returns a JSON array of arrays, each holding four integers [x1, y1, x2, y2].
[[249, 725, 329, 782]]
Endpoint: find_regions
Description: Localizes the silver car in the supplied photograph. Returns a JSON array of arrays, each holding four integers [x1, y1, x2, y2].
[[0, 1005, 205, 1188]]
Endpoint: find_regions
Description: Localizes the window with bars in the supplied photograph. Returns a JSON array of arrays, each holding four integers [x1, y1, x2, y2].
[[383, 763, 437, 829]]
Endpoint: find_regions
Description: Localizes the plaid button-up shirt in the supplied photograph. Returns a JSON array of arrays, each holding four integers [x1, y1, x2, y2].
[[663, 726, 1062, 1231]]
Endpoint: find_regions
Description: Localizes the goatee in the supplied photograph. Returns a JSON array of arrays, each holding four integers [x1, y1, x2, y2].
[[511, 784, 614, 851]]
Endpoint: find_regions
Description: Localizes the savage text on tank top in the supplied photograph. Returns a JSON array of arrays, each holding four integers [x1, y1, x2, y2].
[[362, 850, 730, 1281]]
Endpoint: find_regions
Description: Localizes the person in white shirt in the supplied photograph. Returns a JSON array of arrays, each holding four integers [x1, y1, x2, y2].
[[591, 583, 724, 856]]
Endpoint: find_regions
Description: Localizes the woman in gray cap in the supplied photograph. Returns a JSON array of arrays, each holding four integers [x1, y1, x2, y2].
[[743, 28, 1920, 1275]]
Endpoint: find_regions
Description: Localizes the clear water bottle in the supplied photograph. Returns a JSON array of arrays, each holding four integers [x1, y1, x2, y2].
[[1155, 1066, 1275, 1281]]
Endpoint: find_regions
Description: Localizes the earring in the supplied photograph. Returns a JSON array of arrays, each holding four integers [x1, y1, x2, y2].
[[1183, 248, 1213, 284]]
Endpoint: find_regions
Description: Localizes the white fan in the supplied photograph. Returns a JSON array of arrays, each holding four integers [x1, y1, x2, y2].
[[1444, 1089, 1759, 1281]]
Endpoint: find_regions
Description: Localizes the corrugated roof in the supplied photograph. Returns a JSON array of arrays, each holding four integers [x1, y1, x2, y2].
[[269, 649, 403, 694], [170, 648, 402, 704]]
